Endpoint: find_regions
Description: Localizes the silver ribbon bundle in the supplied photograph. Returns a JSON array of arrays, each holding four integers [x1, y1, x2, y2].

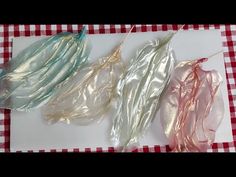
[[111, 33, 176, 151]]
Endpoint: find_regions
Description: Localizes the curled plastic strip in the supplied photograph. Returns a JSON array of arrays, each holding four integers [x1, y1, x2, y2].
[[110, 33, 176, 151], [160, 58, 224, 152], [0, 27, 90, 111], [42, 28, 134, 125]]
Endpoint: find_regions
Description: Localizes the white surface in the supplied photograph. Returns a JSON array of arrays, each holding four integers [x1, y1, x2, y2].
[[10, 30, 233, 152]]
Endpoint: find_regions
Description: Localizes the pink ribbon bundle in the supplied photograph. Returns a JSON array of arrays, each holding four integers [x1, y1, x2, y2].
[[160, 57, 224, 152]]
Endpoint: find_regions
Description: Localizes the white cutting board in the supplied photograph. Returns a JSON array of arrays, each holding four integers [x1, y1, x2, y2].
[[10, 30, 233, 152]]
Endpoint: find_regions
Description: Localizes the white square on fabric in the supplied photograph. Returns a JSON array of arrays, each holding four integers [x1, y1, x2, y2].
[[10, 30, 233, 152]]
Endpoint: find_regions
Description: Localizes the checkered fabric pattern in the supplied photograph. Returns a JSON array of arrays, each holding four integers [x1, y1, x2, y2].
[[0, 24, 235, 152]]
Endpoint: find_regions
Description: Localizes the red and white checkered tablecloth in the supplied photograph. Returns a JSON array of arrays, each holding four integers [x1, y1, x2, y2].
[[0, 24, 235, 152]]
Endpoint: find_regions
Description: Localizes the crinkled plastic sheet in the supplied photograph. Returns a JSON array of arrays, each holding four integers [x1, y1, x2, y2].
[[160, 58, 224, 152], [111, 33, 176, 151], [43, 41, 125, 125], [0, 27, 91, 111]]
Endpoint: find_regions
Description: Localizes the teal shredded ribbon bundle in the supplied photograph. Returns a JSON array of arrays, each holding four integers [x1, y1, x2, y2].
[[0, 27, 91, 111]]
